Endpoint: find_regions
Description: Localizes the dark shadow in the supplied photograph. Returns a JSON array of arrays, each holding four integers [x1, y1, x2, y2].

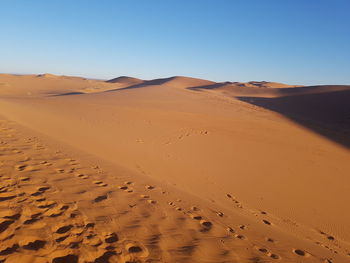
[[236, 89, 350, 149], [189, 83, 349, 96], [103, 77, 178, 93], [50, 79, 172, 96], [187, 82, 227, 91], [50, 92, 85, 97], [106, 76, 143, 84]]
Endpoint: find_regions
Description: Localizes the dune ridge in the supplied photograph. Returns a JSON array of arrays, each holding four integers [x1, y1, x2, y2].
[[106, 76, 144, 86], [2, 73, 350, 98]]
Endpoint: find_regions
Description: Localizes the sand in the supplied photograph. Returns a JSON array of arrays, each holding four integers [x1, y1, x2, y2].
[[0, 73, 349, 263]]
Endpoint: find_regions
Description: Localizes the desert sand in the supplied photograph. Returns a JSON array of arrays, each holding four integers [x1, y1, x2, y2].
[[0, 73, 349, 263]]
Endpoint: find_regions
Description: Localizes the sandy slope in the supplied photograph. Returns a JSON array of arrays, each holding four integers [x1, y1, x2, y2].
[[0, 74, 349, 263]]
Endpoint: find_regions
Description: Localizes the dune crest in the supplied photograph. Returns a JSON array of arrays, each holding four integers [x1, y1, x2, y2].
[[106, 76, 144, 85], [144, 76, 215, 88], [36, 73, 59, 78]]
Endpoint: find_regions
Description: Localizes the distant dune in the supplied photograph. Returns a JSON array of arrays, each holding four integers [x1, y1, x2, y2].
[[36, 73, 59, 78], [105, 76, 216, 92], [0, 73, 349, 263], [106, 76, 144, 85], [142, 76, 215, 88]]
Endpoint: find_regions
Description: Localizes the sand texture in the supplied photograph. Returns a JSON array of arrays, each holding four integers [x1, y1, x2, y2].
[[0, 73, 350, 263]]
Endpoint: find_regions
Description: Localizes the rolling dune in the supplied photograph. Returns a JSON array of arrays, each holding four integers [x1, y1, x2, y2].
[[0, 74, 349, 263]]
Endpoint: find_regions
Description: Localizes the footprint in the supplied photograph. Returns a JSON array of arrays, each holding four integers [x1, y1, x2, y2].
[[31, 191, 42, 197], [24, 213, 42, 225], [34, 197, 46, 202], [190, 206, 199, 211], [15, 164, 27, 171], [37, 200, 56, 209], [105, 232, 118, 243], [128, 245, 143, 253], [55, 235, 69, 243], [20, 238, 46, 251], [94, 181, 107, 187], [0, 193, 16, 202], [234, 234, 245, 240], [216, 211, 224, 217], [125, 242, 148, 257], [0, 219, 15, 233], [37, 186, 50, 192], [0, 243, 19, 256], [19, 176, 30, 182], [257, 247, 268, 253], [76, 174, 88, 179], [189, 214, 202, 220], [319, 231, 335, 241], [92, 251, 117, 263], [55, 224, 73, 234], [226, 227, 235, 233], [46, 204, 69, 217], [268, 253, 280, 259], [200, 220, 212, 228], [0, 210, 21, 220], [85, 222, 95, 228], [52, 254, 79, 263], [262, 220, 271, 225], [293, 249, 308, 257], [85, 236, 102, 247], [93, 180, 102, 185], [94, 195, 107, 203]]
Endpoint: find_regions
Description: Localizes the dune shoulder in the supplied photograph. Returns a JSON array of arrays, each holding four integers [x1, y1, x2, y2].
[[1, 117, 349, 263]]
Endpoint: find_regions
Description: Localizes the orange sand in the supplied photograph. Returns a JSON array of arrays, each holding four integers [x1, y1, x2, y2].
[[0, 73, 349, 262]]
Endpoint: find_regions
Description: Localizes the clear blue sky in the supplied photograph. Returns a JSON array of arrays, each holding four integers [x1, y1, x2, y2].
[[1, 0, 349, 85]]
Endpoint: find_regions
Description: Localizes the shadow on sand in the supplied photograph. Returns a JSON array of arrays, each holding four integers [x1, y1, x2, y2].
[[104, 77, 177, 93], [236, 89, 350, 149]]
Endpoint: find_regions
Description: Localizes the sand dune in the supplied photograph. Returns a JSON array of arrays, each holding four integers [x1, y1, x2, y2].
[[189, 81, 350, 98], [104, 76, 216, 93], [36, 73, 60, 79], [0, 74, 349, 262], [141, 76, 215, 88], [0, 74, 126, 97], [106, 76, 144, 86], [237, 88, 350, 148]]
